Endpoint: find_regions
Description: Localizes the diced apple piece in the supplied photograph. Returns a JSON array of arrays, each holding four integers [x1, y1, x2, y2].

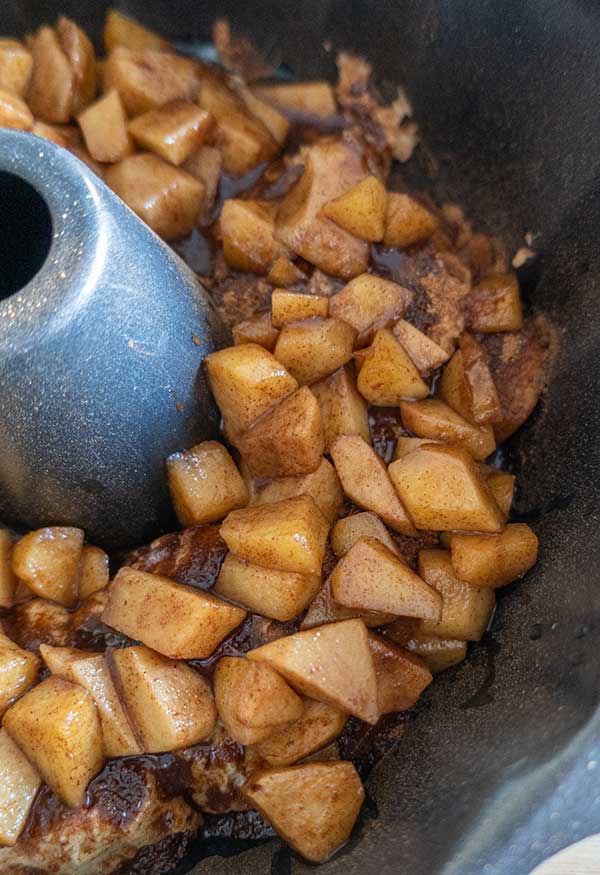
[[388, 444, 504, 532], [437, 350, 473, 422], [483, 469, 516, 520], [450, 524, 538, 588], [467, 273, 523, 333], [322, 175, 386, 242], [368, 634, 432, 713], [220, 495, 329, 575], [182, 144, 222, 223], [109, 645, 216, 752], [0, 530, 16, 608], [245, 761, 364, 863], [0, 89, 33, 129], [220, 199, 285, 273], [78, 88, 131, 163], [331, 512, 400, 558], [232, 311, 279, 351], [56, 16, 96, 114], [105, 153, 204, 240], [4, 676, 103, 807], [418, 549, 495, 640], [357, 328, 429, 404], [238, 85, 290, 144], [103, 567, 245, 659], [384, 192, 438, 248], [271, 290, 329, 327], [331, 537, 442, 619], [78, 545, 109, 599], [0, 633, 39, 716], [439, 340, 501, 426], [267, 256, 306, 288], [214, 656, 303, 745], [400, 398, 496, 461], [331, 435, 416, 535], [311, 365, 371, 449], [104, 46, 200, 116], [12, 526, 84, 607], [11, 598, 71, 649], [385, 618, 468, 673], [40, 644, 141, 757], [251, 81, 337, 121], [0, 39, 33, 96], [27, 26, 74, 123], [392, 320, 450, 374], [274, 317, 356, 384], [251, 699, 347, 766], [0, 729, 41, 846], [249, 619, 379, 723], [393, 436, 441, 460], [104, 9, 171, 53], [167, 440, 248, 526], [253, 457, 342, 524], [274, 139, 369, 279], [205, 343, 298, 439], [329, 273, 412, 336], [236, 386, 324, 478], [215, 553, 321, 621], [302, 578, 397, 629], [31, 118, 71, 146]]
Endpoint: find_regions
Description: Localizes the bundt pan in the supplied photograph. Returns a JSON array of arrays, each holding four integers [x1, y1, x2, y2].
[[3, 1, 599, 874]]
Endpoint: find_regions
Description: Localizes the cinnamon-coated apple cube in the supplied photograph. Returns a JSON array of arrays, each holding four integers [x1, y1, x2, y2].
[[384, 192, 438, 248], [104, 47, 200, 116], [78, 88, 131, 163], [330, 435, 416, 535], [271, 290, 329, 327], [0, 530, 16, 608], [220, 495, 329, 575], [274, 139, 369, 278], [388, 444, 504, 532], [0, 632, 39, 716], [439, 337, 501, 426], [311, 365, 371, 449], [251, 698, 347, 766], [109, 645, 216, 753], [0, 39, 33, 96], [251, 81, 337, 120], [393, 437, 440, 460], [4, 676, 103, 807], [55, 16, 96, 115], [400, 398, 496, 461], [368, 634, 432, 713], [302, 578, 397, 629], [252, 457, 342, 524], [205, 343, 298, 440], [220, 199, 285, 273], [392, 320, 450, 374], [0, 729, 41, 846], [78, 545, 109, 599], [103, 567, 245, 659], [236, 386, 324, 479], [182, 144, 222, 223], [331, 537, 442, 620], [244, 761, 364, 863], [418, 549, 495, 640], [238, 85, 290, 144], [331, 512, 400, 558], [329, 273, 413, 336], [385, 618, 468, 672], [450, 524, 538, 588], [214, 656, 303, 745], [232, 311, 279, 351], [467, 273, 523, 333], [167, 440, 248, 526], [267, 256, 307, 288], [483, 469, 516, 520], [40, 644, 141, 757], [357, 329, 429, 404], [0, 89, 33, 129], [322, 175, 386, 242], [129, 100, 212, 165], [10, 598, 71, 650], [438, 350, 474, 422], [273, 317, 356, 384], [12, 526, 84, 607], [248, 619, 379, 723], [215, 553, 321, 621], [105, 153, 205, 240], [26, 26, 74, 123], [104, 9, 171, 53]]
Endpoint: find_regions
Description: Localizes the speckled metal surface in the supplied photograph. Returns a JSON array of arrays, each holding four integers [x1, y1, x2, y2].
[[2, 1, 600, 874], [0, 130, 228, 548]]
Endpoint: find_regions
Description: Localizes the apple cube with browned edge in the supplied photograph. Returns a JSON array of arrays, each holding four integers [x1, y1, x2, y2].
[[384, 192, 438, 248], [331, 512, 401, 558], [26, 26, 74, 123], [392, 320, 450, 374], [0, 631, 40, 717], [271, 290, 329, 327], [167, 440, 248, 526], [244, 761, 365, 863], [439, 345, 501, 427], [220, 495, 330, 576], [400, 398, 496, 461], [302, 578, 397, 630], [77, 89, 131, 163], [129, 100, 212, 166], [103, 46, 200, 117], [0, 89, 32, 130], [0, 529, 16, 608], [251, 81, 337, 120], [385, 617, 468, 673], [388, 444, 504, 532], [0, 729, 41, 846], [4, 676, 103, 807], [482, 468, 516, 520], [251, 698, 347, 767], [393, 437, 440, 460], [220, 199, 285, 274], [466, 273, 523, 334], [274, 318, 356, 385], [102, 567, 245, 659], [214, 656, 303, 745], [450, 524, 539, 588], [104, 8, 171, 52], [248, 618, 379, 724], [0, 39, 33, 97], [368, 634, 432, 713], [232, 312, 279, 351], [329, 273, 413, 336], [253, 457, 342, 524], [183, 144, 222, 223], [12, 526, 84, 606], [109, 645, 216, 753], [331, 537, 442, 620], [78, 545, 110, 600], [311, 365, 371, 450], [322, 175, 387, 242], [357, 329, 429, 404]]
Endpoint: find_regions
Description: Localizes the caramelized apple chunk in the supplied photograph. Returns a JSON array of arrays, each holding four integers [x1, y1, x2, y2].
[[232, 311, 279, 351], [55, 16, 96, 115], [0, 729, 41, 847], [483, 468, 516, 520], [252, 457, 342, 523], [393, 436, 440, 460], [450, 523, 538, 588], [0, 89, 33, 129], [329, 273, 413, 336], [385, 618, 468, 673], [302, 579, 397, 630], [12, 526, 84, 607], [0, 631, 40, 716], [220, 199, 285, 273], [238, 85, 291, 144], [331, 511, 400, 557], [104, 46, 200, 116], [104, 8, 171, 53], [167, 440, 248, 526], [129, 100, 212, 165], [439, 337, 501, 426], [322, 175, 387, 242], [0, 39, 33, 96], [368, 634, 432, 713], [384, 192, 438, 248], [357, 328, 429, 404], [392, 320, 450, 374], [251, 81, 337, 121], [271, 290, 329, 326], [77, 88, 131, 163], [78, 545, 109, 599], [467, 273, 523, 333], [0, 530, 17, 608], [400, 398, 496, 461], [273, 317, 356, 384], [250, 699, 347, 766], [27, 26, 74, 123], [182, 143, 222, 222], [311, 365, 371, 449]]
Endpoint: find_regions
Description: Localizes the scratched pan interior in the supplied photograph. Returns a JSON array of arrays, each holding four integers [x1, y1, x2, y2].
[[4, 1, 600, 874]]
